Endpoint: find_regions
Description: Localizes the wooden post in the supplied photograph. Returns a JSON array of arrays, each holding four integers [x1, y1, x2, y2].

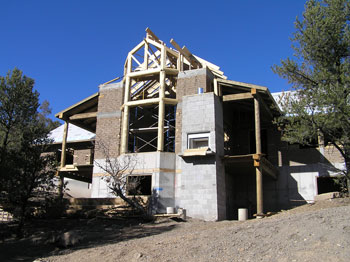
[[121, 55, 131, 154], [121, 70, 131, 154], [254, 92, 263, 215], [160, 46, 166, 69], [214, 78, 218, 96], [144, 41, 149, 70], [121, 76, 131, 154], [256, 166, 263, 215], [59, 120, 69, 198], [157, 70, 166, 151], [60, 121, 69, 168], [121, 105, 130, 154]]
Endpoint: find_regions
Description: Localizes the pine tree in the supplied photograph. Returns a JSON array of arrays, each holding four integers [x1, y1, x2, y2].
[[0, 68, 59, 236], [273, 0, 350, 192]]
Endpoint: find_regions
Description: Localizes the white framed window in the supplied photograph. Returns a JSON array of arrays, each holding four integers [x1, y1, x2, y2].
[[188, 132, 210, 149]]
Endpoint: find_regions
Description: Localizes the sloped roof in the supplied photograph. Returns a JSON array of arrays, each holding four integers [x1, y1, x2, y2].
[[48, 123, 95, 143], [55, 93, 98, 133]]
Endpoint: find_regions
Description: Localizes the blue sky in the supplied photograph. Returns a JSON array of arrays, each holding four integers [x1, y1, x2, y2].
[[0, 1, 306, 120]]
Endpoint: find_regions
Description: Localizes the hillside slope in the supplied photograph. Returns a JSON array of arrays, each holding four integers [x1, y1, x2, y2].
[[43, 198, 350, 262]]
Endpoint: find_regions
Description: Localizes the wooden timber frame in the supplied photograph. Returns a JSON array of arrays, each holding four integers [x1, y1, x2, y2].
[[219, 79, 280, 216], [55, 93, 98, 192], [120, 28, 226, 154]]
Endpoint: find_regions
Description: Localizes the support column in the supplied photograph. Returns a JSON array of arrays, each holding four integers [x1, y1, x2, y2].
[[157, 70, 166, 151], [60, 120, 69, 168], [121, 73, 131, 154], [121, 105, 130, 154], [59, 120, 69, 198], [254, 90, 263, 215], [144, 41, 149, 70]]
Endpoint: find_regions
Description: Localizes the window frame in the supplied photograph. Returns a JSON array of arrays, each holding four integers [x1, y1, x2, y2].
[[187, 132, 210, 149]]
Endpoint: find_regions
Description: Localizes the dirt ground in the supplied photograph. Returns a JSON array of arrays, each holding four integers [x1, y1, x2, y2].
[[1, 198, 350, 262]]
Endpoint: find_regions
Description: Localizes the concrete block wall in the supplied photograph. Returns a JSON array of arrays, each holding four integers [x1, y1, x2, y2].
[[264, 126, 345, 208], [175, 92, 226, 221], [92, 152, 176, 214], [175, 68, 214, 154]]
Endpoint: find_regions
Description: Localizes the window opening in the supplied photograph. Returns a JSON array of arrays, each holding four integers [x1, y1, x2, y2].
[[127, 175, 152, 195], [317, 177, 341, 194], [188, 133, 210, 149]]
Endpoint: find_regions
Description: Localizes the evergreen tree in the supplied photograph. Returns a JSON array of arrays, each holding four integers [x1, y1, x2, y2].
[[273, 0, 350, 192], [0, 68, 59, 236]]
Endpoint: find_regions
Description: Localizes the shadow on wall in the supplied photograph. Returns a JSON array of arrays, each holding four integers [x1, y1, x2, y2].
[[225, 145, 341, 220], [267, 145, 341, 210]]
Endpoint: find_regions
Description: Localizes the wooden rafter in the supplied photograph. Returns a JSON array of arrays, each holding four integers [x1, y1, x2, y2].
[[169, 39, 200, 68]]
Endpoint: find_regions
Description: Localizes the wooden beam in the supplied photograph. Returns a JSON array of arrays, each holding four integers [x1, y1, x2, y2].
[[255, 97, 261, 154], [69, 112, 97, 120], [223, 154, 255, 163], [254, 96, 263, 216], [131, 54, 142, 67], [214, 78, 218, 96], [169, 39, 182, 54], [256, 166, 263, 215], [55, 93, 99, 119], [164, 68, 179, 75], [60, 121, 69, 168], [121, 105, 129, 154], [217, 79, 268, 91], [260, 157, 278, 179], [129, 40, 145, 56], [127, 54, 132, 74], [223, 93, 254, 102], [164, 46, 179, 58], [121, 75, 131, 154], [157, 70, 166, 151], [255, 93, 273, 119], [146, 38, 163, 50], [145, 47, 161, 69], [128, 68, 161, 78], [177, 54, 182, 71], [170, 39, 199, 68], [192, 54, 221, 71], [143, 41, 149, 70], [146, 27, 161, 43], [161, 46, 166, 70], [163, 98, 178, 105], [182, 46, 192, 58], [125, 98, 160, 107], [124, 76, 131, 104]]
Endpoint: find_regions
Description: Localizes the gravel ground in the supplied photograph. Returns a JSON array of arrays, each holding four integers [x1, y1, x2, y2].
[[1, 198, 350, 262], [43, 198, 350, 262]]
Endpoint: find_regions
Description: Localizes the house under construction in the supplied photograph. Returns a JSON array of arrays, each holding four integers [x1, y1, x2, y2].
[[50, 28, 345, 220]]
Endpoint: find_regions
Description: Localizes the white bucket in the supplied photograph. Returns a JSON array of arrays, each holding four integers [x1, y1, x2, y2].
[[166, 207, 175, 214], [238, 208, 248, 221]]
